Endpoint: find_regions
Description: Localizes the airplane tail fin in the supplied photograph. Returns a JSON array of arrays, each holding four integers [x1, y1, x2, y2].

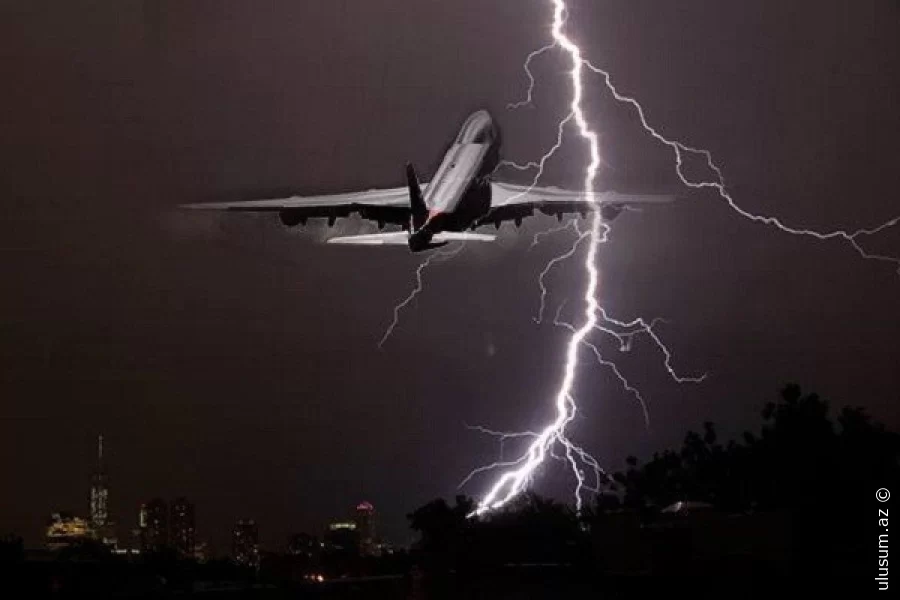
[[406, 162, 427, 230]]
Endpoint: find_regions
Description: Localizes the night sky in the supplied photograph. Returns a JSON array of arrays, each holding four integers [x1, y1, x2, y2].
[[1, 1, 898, 553]]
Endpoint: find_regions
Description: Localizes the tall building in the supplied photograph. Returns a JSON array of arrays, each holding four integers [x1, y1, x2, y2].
[[193, 541, 210, 563], [170, 497, 196, 558], [140, 498, 168, 552], [355, 501, 376, 556], [232, 519, 260, 568], [89, 434, 117, 546], [288, 533, 319, 559], [89, 435, 109, 530], [324, 519, 358, 554]]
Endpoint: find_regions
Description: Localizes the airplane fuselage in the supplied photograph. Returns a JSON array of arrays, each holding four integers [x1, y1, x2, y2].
[[408, 110, 500, 249]]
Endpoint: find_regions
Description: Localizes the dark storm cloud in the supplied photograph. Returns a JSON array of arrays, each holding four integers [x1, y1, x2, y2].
[[1, 1, 898, 551]]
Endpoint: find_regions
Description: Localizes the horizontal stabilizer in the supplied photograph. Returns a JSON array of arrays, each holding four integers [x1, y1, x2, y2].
[[327, 232, 495, 246], [327, 232, 409, 246], [433, 232, 496, 243]]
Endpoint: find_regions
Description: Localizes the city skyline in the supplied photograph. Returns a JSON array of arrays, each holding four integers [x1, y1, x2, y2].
[[35, 434, 393, 558]]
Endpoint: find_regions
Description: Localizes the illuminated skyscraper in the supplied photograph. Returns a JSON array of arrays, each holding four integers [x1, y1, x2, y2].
[[324, 519, 358, 554], [89, 435, 109, 529], [170, 497, 196, 558], [140, 498, 168, 552], [88, 434, 117, 546], [45, 512, 91, 550], [355, 501, 376, 556], [232, 519, 260, 568]]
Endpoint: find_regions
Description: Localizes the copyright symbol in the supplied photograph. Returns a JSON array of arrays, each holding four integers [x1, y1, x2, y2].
[[876, 488, 890, 502]]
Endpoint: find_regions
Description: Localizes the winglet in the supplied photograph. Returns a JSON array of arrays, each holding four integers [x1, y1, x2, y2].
[[405, 162, 427, 231]]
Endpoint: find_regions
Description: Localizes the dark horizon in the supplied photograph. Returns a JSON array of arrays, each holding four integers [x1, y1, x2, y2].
[[2, 1, 898, 554]]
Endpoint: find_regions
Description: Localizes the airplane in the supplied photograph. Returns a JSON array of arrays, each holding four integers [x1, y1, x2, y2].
[[182, 109, 674, 252]]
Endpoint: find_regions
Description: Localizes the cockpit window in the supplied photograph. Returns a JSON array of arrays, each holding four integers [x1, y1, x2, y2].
[[456, 114, 492, 144], [470, 128, 489, 143]]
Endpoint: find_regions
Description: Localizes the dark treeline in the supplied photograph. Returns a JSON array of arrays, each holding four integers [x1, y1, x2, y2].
[[408, 384, 900, 579], [616, 383, 898, 513]]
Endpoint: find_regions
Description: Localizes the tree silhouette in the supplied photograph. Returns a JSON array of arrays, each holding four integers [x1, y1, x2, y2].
[[409, 385, 899, 575], [610, 384, 900, 572], [0, 535, 24, 563], [407, 495, 474, 572]]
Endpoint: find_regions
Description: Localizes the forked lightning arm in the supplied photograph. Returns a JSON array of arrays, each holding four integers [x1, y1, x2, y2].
[[379, 243, 466, 348], [578, 60, 900, 272]]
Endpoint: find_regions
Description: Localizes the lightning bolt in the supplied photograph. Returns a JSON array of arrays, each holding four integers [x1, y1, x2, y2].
[[378, 243, 466, 348], [466, 0, 900, 517], [468, 0, 609, 516]]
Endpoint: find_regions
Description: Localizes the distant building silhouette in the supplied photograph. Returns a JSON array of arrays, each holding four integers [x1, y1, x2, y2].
[[288, 532, 319, 558], [140, 498, 168, 552], [323, 502, 380, 556], [170, 497, 195, 558], [355, 501, 376, 556], [233, 519, 259, 567], [193, 540, 210, 563]]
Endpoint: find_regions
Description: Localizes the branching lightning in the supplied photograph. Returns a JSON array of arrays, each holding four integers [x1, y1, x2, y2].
[[552, 306, 650, 429], [578, 60, 900, 274], [467, 0, 899, 517], [458, 425, 540, 490], [492, 112, 574, 204], [534, 222, 589, 324], [379, 243, 466, 348], [528, 217, 576, 251], [506, 42, 558, 110]]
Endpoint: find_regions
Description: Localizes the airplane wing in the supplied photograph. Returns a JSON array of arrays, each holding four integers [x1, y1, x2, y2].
[[481, 181, 675, 226], [181, 185, 426, 228]]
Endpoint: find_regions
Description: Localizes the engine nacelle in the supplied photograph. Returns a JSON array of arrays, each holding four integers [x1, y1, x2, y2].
[[279, 210, 306, 227], [600, 204, 623, 221]]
